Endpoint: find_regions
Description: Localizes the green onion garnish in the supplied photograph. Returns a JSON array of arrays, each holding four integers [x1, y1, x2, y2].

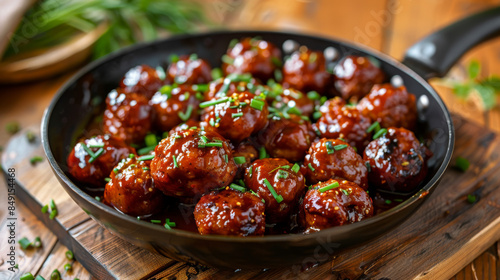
[[33, 237, 42, 248], [221, 54, 234, 64], [138, 154, 155, 161], [199, 97, 230, 108], [138, 146, 155, 155], [20, 273, 34, 280], [19, 237, 31, 249], [333, 144, 348, 151], [229, 38, 239, 48], [64, 263, 72, 272], [104, 178, 111, 182], [129, 153, 135, 158], [325, 141, 335, 154], [192, 84, 208, 92], [467, 194, 477, 204], [49, 199, 57, 211], [385, 199, 392, 204], [249, 166, 253, 177], [189, 53, 198, 61], [35, 275, 45, 280], [229, 183, 246, 192], [455, 156, 470, 172], [394, 198, 403, 202], [341, 189, 350, 196], [250, 99, 265, 111], [88, 143, 104, 148], [277, 169, 288, 179], [49, 209, 58, 220], [200, 135, 209, 144], [271, 56, 282, 67], [232, 112, 243, 118], [113, 168, 119, 174], [313, 111, 322, 120], [224, 154, 228, 163], [205, 142, 223, 147], [95, 196, 101, 202], [6, 121, 20, 134], [307, 163, 315, 172], [81, 143, 95, 157], [145, 133, 158, 147], [169, 54, 179, 63], [309, 52, 317, 63], [366, 121, 381, 133], [274, 69, 283, 82], [29, 156, 44, 165], [41, 204, 49, 213], [365, 161, 372, 172], [156, 66, 166, 80], [319, 181, 340, 193], [172, 155, 179, 168], [234, 156, 246, 164], [151, 220, 162, 224], [66, 250, 74, 260], [50, 269, 61, 280], [88, 148, 104, 163], [211, 68, 223, 80], [178, 104, 194, 122], [373, 128, 387, 139], [291, 163, 300, 173], [263, 179, 283, 203], [159, 85, 173, 99], [259, 147, 267, 159], [307, 91, 320, 100], [195, 92, 204, 101]]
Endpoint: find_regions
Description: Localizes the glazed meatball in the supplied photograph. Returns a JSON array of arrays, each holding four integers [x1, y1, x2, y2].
[[244, 158, 306, 223], [150, 84, 201, 131], [303, 138, 368, 189], [283, 49, 331, 94], [313, 101, 372, 152], [357, 84, 417, 130], [257, 115, 315, 162], [222, 37, 282, 82], [194, 189, 266, 236], [104, 89, 153, 144], [120, 65, 164, 99], [150, 128, 237, 200], [272, 88, 315, 117], [201, 91, 269, 144], [104, 156, 165, 216], [167, 54, 212, 85], [67, 135, 135, 186], [363, 127, 430, 193], [333, 55, 385, 101], [301, 179, 373, 233]]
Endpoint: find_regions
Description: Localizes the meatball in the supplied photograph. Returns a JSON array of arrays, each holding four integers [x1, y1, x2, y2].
[[222, 37, 282, 82], [150, 128, 237, 200], [333, 55, 385, 101], [363, 127, 430, 193], [149, 84, 201, 132], [283, 49, 331, 94], [104, 156, 165, 216], [67, 135, 135, 186], [303, 138, 368, 189], [257, 115, 315, 162], [272, 88, 315, 117], [104, 89, 153, 144], [357, 84, 417, 130], [167, 54, 212, 85], [301, 179, 373, 233], [313, 101, 372, 152], [120, 65, 164, 99], [201, 91, 269, 144], [194, 189, 265, 236], [244, 158, 306, 223]]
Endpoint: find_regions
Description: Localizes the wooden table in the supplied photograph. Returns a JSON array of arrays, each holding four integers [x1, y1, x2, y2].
[[1, 0, 500, 279]]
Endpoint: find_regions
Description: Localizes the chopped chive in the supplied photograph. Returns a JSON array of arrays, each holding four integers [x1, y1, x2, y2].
[[250, 99, 265, 111], [229, 183, 246, 192], [81, 144, 95, 157], [309, 52, 318, 63], [41, 204, 49, 213], [232, 112, 243, 118], [165, 218, 176, 228], [20, 273, 34, 280], [49, 209, 58, 219], [455, 156, 470, 172], [249, 166, 253, 177], [29, 156, 44, 165], [35, 275, 46, 280], [169, 54, 179, 63], [394, 198, 404, 202], [151, 219, 162, 224], [234, 156, 246, 165], [138, 146, 155, 155], [104, 178, 111, 182], [274, 69, 283, 82], [49, 199, 57, 211], [66, 250, 74, 260], [64, 263, 72, 272], [159, 85, 173, 99], [199, 97, 230, 108], [88, 148, 104, 163], [291, 163, 300, 173], [192, 84, 209, 92], [95, 196, 101, 202], [189, 53, 198, 61], [145, 133, 158, 147], [129, 153, 135, 158], [467, 194, 477, 204], [341, 189, 350, 196], [88, 143, 104, 148], [312, 111, 322, 120], [259, 147, 267, 159], [325, 141, 335, 154], [6, 121, 20, 134], [277, 169, 289, 179], [271, 56, 282, 67], [365, 161, 372, 172], [366, 121, 381, 133], [203, 142, 222, 148], [224, 154, 228, 163], [33, 237, 42, 248], [222, 54, 234, 64], [174, 135, 182, 139], [307, 163, 315, 172], [156, 66, 166, 80], [178, 104, 194, 122], [50, 269, 61, 280], [373, 128, 387, 139], [138, 154, 155, 161], [200, 135, 209, 143], [19, 237, 31, 249], [172, 155, 179, 168], [195, 92, 205, 101], [385, 199, 392, 204], [307, 91, 320, 100], [229, 38, 239, 48], [263, 178, 284, 203], [113, 168, 119, 174], [211, 68, 223, 80], [319, 181, 340, 193], [333, 144, 348, 151], [238, 179, 246, 187]]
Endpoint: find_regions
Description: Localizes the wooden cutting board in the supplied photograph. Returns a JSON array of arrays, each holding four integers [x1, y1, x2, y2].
[[2, 114, 500, 280]]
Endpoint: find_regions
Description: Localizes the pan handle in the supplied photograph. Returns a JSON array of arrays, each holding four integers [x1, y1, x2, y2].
[[402, 6, 500, 80]]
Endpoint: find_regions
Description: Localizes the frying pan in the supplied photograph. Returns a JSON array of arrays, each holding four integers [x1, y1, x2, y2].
[[42, 7, 500, 269]]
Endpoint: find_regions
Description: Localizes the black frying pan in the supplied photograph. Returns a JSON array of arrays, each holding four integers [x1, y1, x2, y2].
[[42, 7, 500, 269]]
